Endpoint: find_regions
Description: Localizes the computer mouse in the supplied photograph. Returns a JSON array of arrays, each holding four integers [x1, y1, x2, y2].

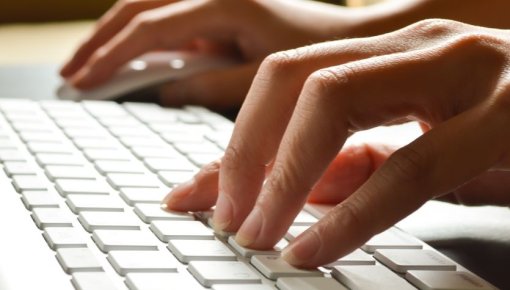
[[56, 51, 236, 101]]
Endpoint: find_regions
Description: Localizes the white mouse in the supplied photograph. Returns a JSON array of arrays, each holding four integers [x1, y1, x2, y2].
[[56, 51, 236, 101]]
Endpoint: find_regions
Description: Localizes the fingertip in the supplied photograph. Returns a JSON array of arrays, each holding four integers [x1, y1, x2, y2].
[[59, 63, 72, 78], [282, 229, 322, 268], [161, 179, 196, 211]]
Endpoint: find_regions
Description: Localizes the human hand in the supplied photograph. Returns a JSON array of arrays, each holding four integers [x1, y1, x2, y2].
[[60, 0, 362, 110], [163, 19, 510, 267]]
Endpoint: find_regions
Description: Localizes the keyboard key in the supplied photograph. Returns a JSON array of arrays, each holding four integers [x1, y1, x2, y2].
[[0, 149, 26, 162], [285, 225, 309, 241], [131, 146, 183, 159], [119, 188, 169, 206], [36, 153, 86, 167], [27, 142, 73, 154], [174, 141, 222, 154], [134, 203, 194, 223], [95, 160, 146, 174], [125, 273, 204, 290], [84, 148, 132, 161], [31, 207, 73, 228], [187, 153, 222, 167], [92, 230, 158, 252], [73, 137, 121, 149], [374, 249, 456, 273], [406, 270, 495, 290], [107, 173, 161, 189], [66, 194, 125, 213], [120, 136, 167, 148], [228, 236, 287, 258], [45, 165, 97, 180], [3, 161, 38, 176], [293, 211, 318, 226], [167, 240, 236, 263], [64, 127, 110, 139], [327, 249, 376, 266], [55, 179, 112, 196], [78, 211, 140, 232], [160, 132, 205, 143], [107, 250, 178, 276], [12, 175, 48, 192], [332, 265, 416, 290], [158, 171, 195, 186], [251, 255, 322, 280], [83, 101, 128, 117], [43, 227, 88, 249], [0, 139, 17, 149], [71, 272, 118, 290], [188, 261, 261, 287], [109, 126, 154, 138], [361, 228, 423, 253], [277, 277, 348, 290], [56, 248, 103, 273], [212, 285, 275, 290], [143, 157, 197, 172], [21, 190, 59, 209], [150, 220, 214, 242], [19, 132, 63, 143]]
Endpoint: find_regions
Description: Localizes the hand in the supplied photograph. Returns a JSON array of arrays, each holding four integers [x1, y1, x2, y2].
[[163, 19, 510, 268], [60, 0, 363, 110]]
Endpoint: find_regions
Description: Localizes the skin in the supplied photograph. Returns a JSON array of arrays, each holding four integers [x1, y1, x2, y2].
[[61, 0, 510, 268], [165, 20, 510, 268], [61, 0, 510, 110]]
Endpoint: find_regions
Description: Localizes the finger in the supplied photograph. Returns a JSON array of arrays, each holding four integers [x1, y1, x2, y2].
[[234, 26, 510, 249], [283, 102, 509, 267], [70, 0, 231, 89], [308, 143, 397, 204], [162, 160, 221, 212], [159, 61, 259, 110], [214, 30, 435, 233], [61, 0, 176, 77]]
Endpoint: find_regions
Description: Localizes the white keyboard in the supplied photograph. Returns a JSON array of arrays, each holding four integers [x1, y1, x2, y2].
[[0, 99, 498, 290]]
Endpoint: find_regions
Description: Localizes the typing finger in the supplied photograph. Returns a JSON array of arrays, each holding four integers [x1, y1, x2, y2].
[[235, 31, 508, 250], [162, 160, 220, 212], [214, 31, 428, 233], [283, 104, 510, 267]]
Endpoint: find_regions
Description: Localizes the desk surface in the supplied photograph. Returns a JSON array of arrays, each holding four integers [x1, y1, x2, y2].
[[0, 21, 509, 289]]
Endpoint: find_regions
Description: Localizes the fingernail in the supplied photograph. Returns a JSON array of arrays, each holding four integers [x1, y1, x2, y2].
[[282, 229, 321, 266], [236, 207, 263, 247], [213, 193, 233, 231], [161, 178, 196, 208]]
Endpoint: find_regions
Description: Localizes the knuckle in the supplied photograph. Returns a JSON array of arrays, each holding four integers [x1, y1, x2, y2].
[[305, 68, 348, 97], [329, 201, 369, 236], [131, 11, 159, 33], [260, 49, 303, 76], [491, 81, 510, 115], [201, 159, 221, 175], [409, 19, 458, 36], [221, 144, 244, 171]]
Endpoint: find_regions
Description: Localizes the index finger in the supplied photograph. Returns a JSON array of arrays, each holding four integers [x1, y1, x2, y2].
[[61, 0, 176, 78], [70, 0, 227, 89]]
